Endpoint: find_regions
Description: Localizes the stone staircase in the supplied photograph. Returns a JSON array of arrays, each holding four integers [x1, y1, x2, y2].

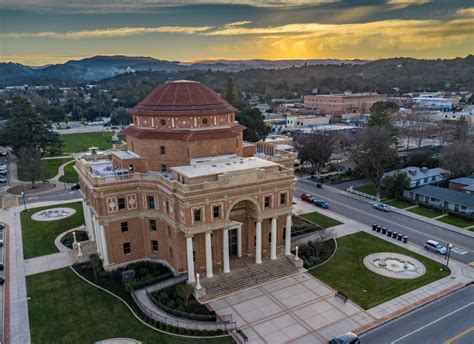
[[198, 256, 301, 303]]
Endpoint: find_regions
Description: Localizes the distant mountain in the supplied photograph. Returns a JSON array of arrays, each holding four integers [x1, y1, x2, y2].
[[0, 55, 368, 86]]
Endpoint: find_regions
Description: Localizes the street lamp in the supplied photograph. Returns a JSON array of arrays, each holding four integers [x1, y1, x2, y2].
[[445, 243, 453, 268], [21, 191, 27, 211]]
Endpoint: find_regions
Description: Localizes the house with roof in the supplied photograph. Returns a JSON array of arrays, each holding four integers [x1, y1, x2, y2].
[[404, 185, 474, 215], [449, 175, 474, 195], [383, 166, 450, 189]]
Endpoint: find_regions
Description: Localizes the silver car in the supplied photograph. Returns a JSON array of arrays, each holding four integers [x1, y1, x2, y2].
[[424, 240, 447, 255]]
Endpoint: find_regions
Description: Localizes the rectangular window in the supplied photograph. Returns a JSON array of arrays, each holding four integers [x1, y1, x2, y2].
[[160, 146, 166, 155], [193, 250, 196, 262], [280, 193, 286, 205], [213, 205, 220, 219], [149, 219, 157, 231], [120, 222, 128, 232], [147, 196, 155, 209], [264, 196, 271, 208], [268, 232, 272, 243], [161, 164, 167, 172], [151, 240, 159, 252], [118, 198, 126, 209], [193, 208, 202, 222], [123, 242, 131, 255]]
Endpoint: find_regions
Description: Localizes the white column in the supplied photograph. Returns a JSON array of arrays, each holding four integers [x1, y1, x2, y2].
[[237, 225, 242, 258], [205, 231, 213, 278], [85, 202, 95, 241], [92, 216, 102, 257], [186, 235, 195, 283], [255, 220, 262, 264], [285, 214, 292, 255], [99, 223, 109, 266], [270, 217, 277, 260], [223, 229, 230, 273]]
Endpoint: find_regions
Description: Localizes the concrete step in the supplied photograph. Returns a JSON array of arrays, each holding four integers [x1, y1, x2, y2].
[[199, 256, 299, 303]]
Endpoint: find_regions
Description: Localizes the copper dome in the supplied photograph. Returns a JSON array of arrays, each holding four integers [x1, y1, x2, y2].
[[133, 80, 236, 116]]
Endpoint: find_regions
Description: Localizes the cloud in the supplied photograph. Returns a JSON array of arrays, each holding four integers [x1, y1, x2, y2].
[[456, 7, 474, 17], [225, 21, 252, 27], [0, 0, 337, 12], [386, 0, 431, 9], [3, 26, 214, 39], [202, 17, 474, 58]]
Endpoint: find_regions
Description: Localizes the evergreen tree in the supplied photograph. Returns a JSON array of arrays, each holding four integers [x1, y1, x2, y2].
[[367, 101, 399, 140], [0, 95, 63, 156], [224, 77, 238, 107], [236, 107, 270, 142]]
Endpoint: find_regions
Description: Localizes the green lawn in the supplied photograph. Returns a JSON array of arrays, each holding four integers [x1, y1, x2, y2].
[[408, 206, 443, 218], [437, 215, 474, 229], [17, 158, 72, 182], [301, 212, 343, 228], [386, 199, 413, 209], [59, 132, 123, 154], [21, 202, 84, 259], [353, 184, 388, 200], [311, 232, 450, 309], [27, 268, 231, 344], [59, 161, 79, 183]]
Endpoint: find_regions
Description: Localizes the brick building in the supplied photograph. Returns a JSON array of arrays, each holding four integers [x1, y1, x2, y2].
[[304, 91, 387, 115], [76, 80, 295, 284]]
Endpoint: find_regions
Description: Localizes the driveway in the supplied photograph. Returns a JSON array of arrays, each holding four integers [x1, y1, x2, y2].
[[209, 272, 375, 343]]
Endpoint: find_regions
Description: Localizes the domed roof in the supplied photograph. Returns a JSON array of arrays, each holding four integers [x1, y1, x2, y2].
[[133, 80, 236, 116]]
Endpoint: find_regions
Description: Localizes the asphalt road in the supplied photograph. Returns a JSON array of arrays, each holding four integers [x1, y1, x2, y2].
[[296, 178, 474, 264], [360, 285, 474, 344]]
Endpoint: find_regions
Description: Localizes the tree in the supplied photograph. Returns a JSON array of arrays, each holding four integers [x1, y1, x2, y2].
[[383, 172, 410, 199], [351, 126, 399, 200], [442, 141, 474, 177], [294, 131, 338, 178], [367, 101, 399, 141], [17, 147, 46, 188], [223, 77, 238, 107], [110, 107, 132, 126], [0, 95, 63, 156], [175, 283, 193, 309], [236, 107, 270, 142], [453, 116, 469, 142]]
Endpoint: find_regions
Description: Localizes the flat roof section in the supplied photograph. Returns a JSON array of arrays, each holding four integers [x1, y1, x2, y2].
[[172, 156, 279, 178]]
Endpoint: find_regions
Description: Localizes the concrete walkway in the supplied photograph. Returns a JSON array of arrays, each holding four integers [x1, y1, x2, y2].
[[23, 251, 74, 276]]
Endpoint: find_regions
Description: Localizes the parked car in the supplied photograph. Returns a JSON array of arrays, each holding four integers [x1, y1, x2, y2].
[[0, 176, 7, 183], [329, 332, 360, 344], [0, 151, 7, 157], [424, 240, 447, 255], [301, 193, 316, 203], [373, 203, 391, 212], [0, 222, 4, 230], [71, 182, 80, 191], [314, 199, 329, 209]]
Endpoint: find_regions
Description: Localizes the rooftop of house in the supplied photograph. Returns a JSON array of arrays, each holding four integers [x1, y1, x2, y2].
[[172, 155, 279, 178], [409, 185, 474, 208], [449, 176, 474, 186], [385, 166, 450, 181]]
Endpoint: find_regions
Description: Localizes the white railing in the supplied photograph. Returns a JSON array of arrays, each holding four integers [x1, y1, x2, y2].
[[346, 186, 379, 201]]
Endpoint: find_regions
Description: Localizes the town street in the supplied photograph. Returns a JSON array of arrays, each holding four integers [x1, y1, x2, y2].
[[360, 284, 474, 344], [296, 178, 474, 264]]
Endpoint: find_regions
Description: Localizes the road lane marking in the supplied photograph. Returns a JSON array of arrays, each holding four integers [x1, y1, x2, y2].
[[444, 326, 474, 344], [295, 184, 473, 254], [391, 302, 474, 343]]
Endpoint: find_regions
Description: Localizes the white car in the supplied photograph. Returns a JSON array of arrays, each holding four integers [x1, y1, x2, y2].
[[0, 176, 7, 183], [373, 203, 391, 212], [424, 240, 447, 255]]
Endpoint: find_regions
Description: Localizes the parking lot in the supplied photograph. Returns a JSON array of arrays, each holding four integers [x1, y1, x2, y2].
[[0, 148, 8, 189]]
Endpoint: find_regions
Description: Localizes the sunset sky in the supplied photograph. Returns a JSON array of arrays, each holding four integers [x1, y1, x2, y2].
[[0, 0, 473, 66]]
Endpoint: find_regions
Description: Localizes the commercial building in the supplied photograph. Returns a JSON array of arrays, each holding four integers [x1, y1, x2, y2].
[[303, 91, 387, 115], [286, 115, 330, 128], [76, 80, 295, 285]]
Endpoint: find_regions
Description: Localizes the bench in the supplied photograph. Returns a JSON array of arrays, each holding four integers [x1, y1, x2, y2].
[[335, 291, 348, 303]]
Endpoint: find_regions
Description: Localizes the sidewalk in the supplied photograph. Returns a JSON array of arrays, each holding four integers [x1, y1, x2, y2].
[[23, 252, 74, 276]]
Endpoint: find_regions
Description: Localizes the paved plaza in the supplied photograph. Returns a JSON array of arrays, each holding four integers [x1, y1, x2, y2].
[[209, 272, 375, 343]]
